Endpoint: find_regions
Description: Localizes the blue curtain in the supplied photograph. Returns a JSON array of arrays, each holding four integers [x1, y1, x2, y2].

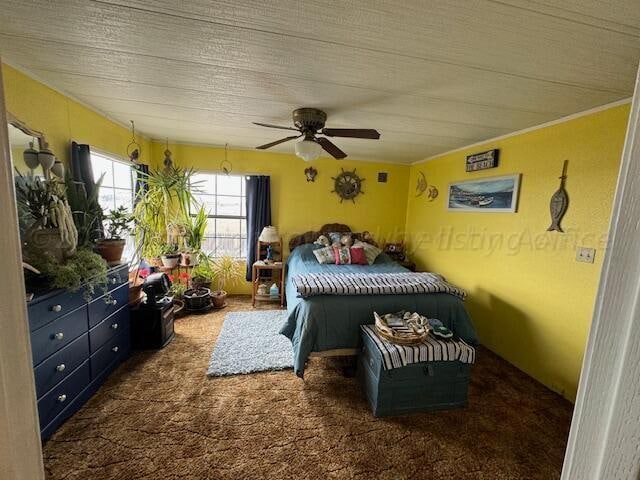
[[70, 142, 97, 197], [245, 175, 272, 281], [70, 141, 104, 240]]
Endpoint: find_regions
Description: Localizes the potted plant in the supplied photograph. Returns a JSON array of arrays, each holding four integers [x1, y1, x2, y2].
[[132, 166, 201, 267], [181, 205, 208, 266], [95, 206, 133, 264], [160, 243, 180, 268], [15, 173, 78, 262], [209, 255, 243, 308], [183, 286, 211, 312], [64, 171, 105, 248], [191, 255, 214, 290]]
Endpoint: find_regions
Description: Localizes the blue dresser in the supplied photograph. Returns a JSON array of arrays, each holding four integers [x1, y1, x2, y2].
[[27, 264, 131, 440]]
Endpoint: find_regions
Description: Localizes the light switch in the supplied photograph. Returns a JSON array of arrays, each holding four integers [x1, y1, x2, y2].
[[576, 247, 596, 264]]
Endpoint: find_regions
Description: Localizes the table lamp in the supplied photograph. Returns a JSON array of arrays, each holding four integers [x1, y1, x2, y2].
[[258, 226, 279, 263]]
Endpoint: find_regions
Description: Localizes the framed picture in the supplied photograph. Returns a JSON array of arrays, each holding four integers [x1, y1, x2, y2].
[[466, 149, 499, 172], [447, 174, 521, 212]]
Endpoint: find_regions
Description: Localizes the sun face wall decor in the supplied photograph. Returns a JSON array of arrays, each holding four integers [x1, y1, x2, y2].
[[331, 168, 365, 203]]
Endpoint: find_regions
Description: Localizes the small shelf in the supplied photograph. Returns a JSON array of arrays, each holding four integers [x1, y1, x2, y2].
[[252, 258, 285, 308], [254, 294, 281, 303]]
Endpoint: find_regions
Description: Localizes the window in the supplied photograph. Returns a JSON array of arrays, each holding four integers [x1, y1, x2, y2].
[[90, 151, 135, 259], [90, 151, 135, 213], [190, 173, 246, 258]]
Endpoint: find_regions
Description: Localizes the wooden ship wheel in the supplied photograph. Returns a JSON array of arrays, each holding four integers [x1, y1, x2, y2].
[[332, 168, 364, 203]]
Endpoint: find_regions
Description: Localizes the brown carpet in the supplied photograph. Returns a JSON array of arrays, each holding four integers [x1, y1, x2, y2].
[[43, 296, 572, 480]]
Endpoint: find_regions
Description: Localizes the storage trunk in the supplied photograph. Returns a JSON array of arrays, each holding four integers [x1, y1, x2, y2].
[[358, 330, 471, 417]]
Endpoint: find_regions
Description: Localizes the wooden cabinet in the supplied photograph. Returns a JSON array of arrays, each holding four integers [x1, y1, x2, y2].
[[27, 264, 131, 440]]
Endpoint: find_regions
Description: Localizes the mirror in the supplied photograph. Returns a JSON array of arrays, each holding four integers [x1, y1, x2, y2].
[[7, 113, 51, 179], [8, 123, 43, 177]]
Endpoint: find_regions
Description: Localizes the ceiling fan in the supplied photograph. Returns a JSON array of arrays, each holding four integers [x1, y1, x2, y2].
[[253, 108, 380, 161]]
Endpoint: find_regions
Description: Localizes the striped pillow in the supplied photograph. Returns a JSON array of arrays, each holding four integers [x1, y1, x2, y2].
[[354, 241, 382, 265], [313, 246, 335, 264]]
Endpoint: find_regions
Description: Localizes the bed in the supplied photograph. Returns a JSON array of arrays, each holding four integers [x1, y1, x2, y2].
[[279, 224, 477, 377]]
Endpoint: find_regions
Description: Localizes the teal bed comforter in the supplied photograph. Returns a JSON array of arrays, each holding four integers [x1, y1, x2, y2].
[[280, 244, 477, 377]]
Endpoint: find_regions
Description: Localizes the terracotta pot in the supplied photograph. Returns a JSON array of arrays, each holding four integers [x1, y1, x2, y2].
[[211, 290, 227, 309], [128, 282, 144, 306], [161, 254, 180, 269], [95, 239, 125, 264]]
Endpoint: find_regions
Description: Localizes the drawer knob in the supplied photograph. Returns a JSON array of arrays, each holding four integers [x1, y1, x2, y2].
[[53, 332, 64, 340], [107, 299, 118, 306], [111, 277, 118, 284], [111, 323, 119, 330], [51, 304, 62, 313], [112, 346, 119, 353], [56, 364, 66, 372], [57, 394, 67, 403]]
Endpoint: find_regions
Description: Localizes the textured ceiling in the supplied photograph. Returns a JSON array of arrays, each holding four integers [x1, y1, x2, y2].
[[1, 0, 639, 164]]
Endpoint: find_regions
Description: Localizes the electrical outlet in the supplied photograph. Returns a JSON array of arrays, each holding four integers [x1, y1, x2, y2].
[[576, 247, 596, 264]]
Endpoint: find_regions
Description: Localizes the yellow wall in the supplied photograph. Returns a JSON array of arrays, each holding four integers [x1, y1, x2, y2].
[[2, 64, 152, 166], [405, 104, 630, 401], [149, 142, 410, 293]]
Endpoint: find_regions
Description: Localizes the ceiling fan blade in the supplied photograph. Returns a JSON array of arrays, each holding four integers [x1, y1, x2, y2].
[[321, 128, 380, 139], [255, 135, 301, 150], [316, 137, 347, 159], [253, 122, 299, 132]]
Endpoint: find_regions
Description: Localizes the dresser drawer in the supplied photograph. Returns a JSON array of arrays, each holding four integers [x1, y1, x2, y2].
[[34, 333, 89, 398], [37, 360, 90, 429], [89, 306, 130, 353], [31, 306, 88, 366], [107, 264, 129, 289], [90, 328, 130, 379], [88, 283, 129, 328], [27, 289, 85, 332]]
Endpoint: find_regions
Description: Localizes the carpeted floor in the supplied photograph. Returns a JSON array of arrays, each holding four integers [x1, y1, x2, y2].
[[43, 296, 573, 480]]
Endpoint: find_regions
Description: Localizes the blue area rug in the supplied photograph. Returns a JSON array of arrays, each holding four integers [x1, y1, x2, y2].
[[207, 310, 293, 377]]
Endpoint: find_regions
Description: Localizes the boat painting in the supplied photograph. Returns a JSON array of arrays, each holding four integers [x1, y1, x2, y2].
[[447, 174, 521, 212]]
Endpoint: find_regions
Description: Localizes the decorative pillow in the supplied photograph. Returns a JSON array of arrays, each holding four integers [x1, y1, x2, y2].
[[333, 246, 351, 265], [349, 247, 368, 265], [352, 231, 377, 247], [328, 232, 342, 246], [314, 235, 330, 247], [340, 233, 353, 247], [354, 241, 382, 265], [313, 246, 335, 264]]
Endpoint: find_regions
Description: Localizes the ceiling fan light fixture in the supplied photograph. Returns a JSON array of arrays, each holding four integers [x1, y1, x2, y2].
[[295, 138, 322, 162]]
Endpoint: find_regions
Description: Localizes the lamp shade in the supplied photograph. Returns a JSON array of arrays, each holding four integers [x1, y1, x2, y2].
[[258, 226, 279, 243], [294, 138, 322, 162]]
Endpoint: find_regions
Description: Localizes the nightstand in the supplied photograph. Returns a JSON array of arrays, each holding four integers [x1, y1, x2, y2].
[[252, 261, 285, 307]]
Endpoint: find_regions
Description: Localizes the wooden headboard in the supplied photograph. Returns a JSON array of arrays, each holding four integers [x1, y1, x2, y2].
[[288, 223, 376, 251]]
